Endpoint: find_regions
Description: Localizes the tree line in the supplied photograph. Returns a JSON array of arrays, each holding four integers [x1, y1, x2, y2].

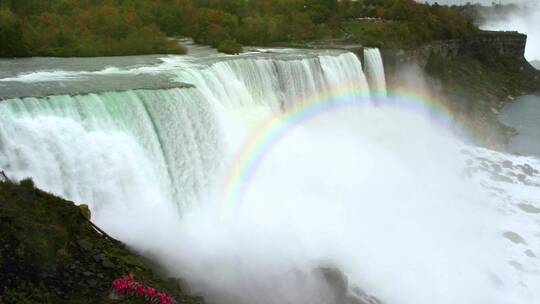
[[0, 0, 478, 57]]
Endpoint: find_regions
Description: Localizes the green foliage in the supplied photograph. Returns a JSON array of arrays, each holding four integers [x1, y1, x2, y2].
[[0, 7, 28, 56], [217, 39, 242, 54], [2, 281, 55, 304], [0, 179, 204, 303], [343, 0, 478, 48], [0, 0, 479, 57], [19, 178, 35, 188], [0, 1, 187, 57], [183, 0, 477, 48]]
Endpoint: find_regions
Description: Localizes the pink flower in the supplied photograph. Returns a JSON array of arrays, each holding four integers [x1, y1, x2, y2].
[[134, 283, 145, 296], [156, 292, 173, 304], [111, 274, 175, 304], [112, 277, 131, 293]]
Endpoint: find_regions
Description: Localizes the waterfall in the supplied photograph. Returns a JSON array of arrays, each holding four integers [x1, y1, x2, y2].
[[364, 48, 387, 95], [0, 51, 372, 214], [0, 88, 221, 212], [170, 52, 369, 109], [1, 48, 538, 304]]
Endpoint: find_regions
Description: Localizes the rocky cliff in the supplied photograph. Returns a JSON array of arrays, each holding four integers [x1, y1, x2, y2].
[[461, 31, 528, 60], [379, 31, 540, 149], [381, 31, 529, 72], [0, 178, 204, 304]]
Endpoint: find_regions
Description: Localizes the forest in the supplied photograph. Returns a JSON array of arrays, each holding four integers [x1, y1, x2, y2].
[[0, 0, 478, 56]]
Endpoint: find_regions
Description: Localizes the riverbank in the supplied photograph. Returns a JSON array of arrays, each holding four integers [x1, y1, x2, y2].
[[423, 50, 540, 149], [285, 31, 540, 149], [0, 178, 203, 304], [379, 31, 540, 149]]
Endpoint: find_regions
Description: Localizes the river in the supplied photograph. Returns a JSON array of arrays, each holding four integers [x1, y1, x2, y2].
[[500, 94, 540, 158], [1, 45, 539, 304]]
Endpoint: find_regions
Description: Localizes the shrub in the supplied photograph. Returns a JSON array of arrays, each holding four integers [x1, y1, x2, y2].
[[217, 39, 242, 54]]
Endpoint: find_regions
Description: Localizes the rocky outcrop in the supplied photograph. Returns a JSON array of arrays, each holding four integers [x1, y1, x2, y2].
[[380, 40, 460, 70], [0, 179, 203, 304], [317, 267, 383, 304], [377, 31, 540, 149], [380, 31, 529, 72], [299, 31, 537, 149], [460, 31, 527, 61]]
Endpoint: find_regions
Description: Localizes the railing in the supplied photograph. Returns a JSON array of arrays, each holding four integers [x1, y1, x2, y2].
[[0, 169, 121, 244], [0, 170, 10, 182]]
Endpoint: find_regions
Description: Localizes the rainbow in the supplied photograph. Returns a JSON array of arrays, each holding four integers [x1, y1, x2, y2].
[[221, 81, 472, 214]]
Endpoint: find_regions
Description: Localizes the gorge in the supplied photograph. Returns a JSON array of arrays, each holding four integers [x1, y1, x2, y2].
[[1, 39, 540, 303]]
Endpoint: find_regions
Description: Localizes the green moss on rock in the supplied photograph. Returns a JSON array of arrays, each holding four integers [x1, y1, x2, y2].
[[424, 52, 540, 148], [0, 180, 203, 304], [381, 33, 540, 149], [217, 39, 243, 55]]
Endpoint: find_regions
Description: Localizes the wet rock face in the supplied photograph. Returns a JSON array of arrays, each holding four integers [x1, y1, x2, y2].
[[79, 204, 92, 220], [0, 180, 203, 304], [503, 231, 528, 245], [517, 203, 540, 214], [381, 32, 529, 73], [317, 267, 383, 304], [460, 32, 528, 62], [462, 149, 540, 187]]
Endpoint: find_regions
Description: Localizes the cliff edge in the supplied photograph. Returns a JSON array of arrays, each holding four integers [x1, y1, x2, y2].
[[381, 31, 540, 149], [0, 178, 204, 304]]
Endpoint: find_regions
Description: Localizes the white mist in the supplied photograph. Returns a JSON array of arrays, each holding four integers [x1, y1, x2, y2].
[[1, 50, 539, 304], [480, 2, 540, 62]]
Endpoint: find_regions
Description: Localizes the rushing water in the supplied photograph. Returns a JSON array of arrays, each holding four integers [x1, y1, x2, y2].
[[0, 47, 539, 304], [363, 48, 387, 95]]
